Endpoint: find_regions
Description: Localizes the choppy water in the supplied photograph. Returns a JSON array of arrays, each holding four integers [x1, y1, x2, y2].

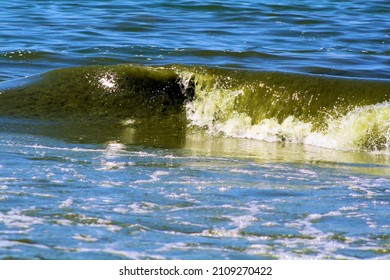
[[1, 0, 390, 80], [0, 0, 389, 259]]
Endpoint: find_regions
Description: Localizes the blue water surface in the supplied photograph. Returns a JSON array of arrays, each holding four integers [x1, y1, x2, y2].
[[0, 131, 389, 259], [1, 0, 390, 80]]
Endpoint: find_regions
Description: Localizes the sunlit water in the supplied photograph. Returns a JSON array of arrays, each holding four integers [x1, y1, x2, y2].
[[0, 0, 389, 259], [1, 0, 390, 80], [0, 120, 389, 259]]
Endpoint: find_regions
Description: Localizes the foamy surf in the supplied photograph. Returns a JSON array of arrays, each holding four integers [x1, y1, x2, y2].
[[186, 99, 390, 154], [178, 67, 390, 153]]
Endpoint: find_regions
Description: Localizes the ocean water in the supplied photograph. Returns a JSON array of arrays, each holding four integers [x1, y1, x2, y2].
[[0, 0, 389, 260]]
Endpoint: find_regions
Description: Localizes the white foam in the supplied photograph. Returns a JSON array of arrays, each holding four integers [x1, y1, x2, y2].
[[0, 209, 44, 229], [96, 160, 132, 171], [230, 168, 256, 175], [22, 144, 103, 153], [304, 102, 390, 152], [134, 170, 169, 184], [59, 197, 73, 208], [186, 86, 390, 153], [112, 207, 129, 214]]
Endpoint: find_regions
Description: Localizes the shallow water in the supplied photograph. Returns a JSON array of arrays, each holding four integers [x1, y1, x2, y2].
[[0, 119, 389, 259], [0, 0, 389, 259]]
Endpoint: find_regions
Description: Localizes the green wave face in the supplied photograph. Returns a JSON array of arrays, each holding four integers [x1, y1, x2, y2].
[[1, 64, 390, 152], [0, 65, 192, 120]]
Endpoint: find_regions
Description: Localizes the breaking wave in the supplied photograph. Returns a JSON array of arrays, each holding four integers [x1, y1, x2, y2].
[[0, 64, 389, 152]]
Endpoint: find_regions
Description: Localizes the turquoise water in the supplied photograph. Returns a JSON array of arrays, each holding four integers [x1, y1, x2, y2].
[[0, 0, 389, 259]]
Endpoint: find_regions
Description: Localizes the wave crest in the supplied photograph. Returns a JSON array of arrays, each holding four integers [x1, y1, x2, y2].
[[1, 64, 390, 152]]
